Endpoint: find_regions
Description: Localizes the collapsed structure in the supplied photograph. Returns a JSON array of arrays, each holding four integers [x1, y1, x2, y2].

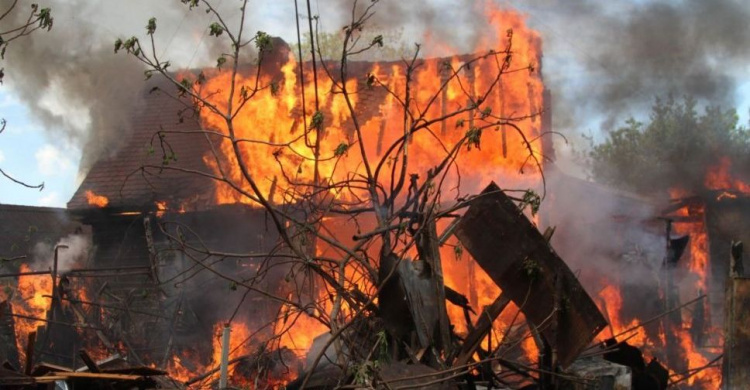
[[0, 5, 747, 389]]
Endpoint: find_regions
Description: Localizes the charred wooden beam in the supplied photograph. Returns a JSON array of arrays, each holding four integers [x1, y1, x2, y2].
[[454, 182, 607, 368], [78, 349, 101, 373], [24, 331, 36, 375], [6, 313, 102, 330], [723, 241, 749, 389], [416, 217, 452, 354]]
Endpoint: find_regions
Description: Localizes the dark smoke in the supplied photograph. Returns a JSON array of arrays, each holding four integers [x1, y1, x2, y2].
[[514, 0, 750, 135], [582, 0, 748, 124]]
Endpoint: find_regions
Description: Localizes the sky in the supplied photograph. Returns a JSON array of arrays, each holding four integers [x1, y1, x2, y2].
[[1, 0, 749, 207]]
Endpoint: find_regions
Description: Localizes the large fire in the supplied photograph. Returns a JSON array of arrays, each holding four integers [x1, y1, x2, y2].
[[197, 4, 544, 207], [12, 264, 53, 363], [11, 1, 738, 388], [704, 156, 750, 195], [175, 3, 546, 385]]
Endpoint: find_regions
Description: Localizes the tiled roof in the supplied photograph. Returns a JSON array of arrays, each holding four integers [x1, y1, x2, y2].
[[67, 75, 217, 210]]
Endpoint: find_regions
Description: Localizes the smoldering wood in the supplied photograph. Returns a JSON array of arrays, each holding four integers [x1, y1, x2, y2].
[[730, 241, 744, 277], [23, 330, 36, 375], [722, 240, 750, 389], [662, 220, 687, 373], [0, 300, 20, 369], [378, 252, 421, 346], [79, 349, 102, 373], [415, 217, 452, 354], [454, 181, 607, 368]]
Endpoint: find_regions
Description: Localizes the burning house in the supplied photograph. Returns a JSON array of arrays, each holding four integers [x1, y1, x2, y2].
[[1, 3, 747, 389]]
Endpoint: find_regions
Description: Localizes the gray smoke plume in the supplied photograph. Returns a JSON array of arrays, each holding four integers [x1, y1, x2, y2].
[[512, 0, 750, 134], [0, 1, 254, 175]]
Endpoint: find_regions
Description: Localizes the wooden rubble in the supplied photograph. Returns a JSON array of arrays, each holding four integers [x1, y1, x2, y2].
[[3, 182, 737, 389]]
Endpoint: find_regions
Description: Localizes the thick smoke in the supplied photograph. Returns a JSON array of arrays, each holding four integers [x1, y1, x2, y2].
[[321, 0, 487, 57], [33, 232, 92, 272], [515, 0, 750, 134], [0, 1, 250, 174]]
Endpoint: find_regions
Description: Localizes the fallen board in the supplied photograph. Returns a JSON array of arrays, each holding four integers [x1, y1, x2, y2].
[[454, 182, 607, 368]]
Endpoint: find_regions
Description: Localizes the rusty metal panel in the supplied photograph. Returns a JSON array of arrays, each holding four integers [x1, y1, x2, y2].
[[454, 182, 607, 368]]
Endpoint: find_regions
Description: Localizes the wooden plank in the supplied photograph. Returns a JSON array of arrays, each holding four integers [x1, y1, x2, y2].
[[454, 182, 607, 368], [723, 241, 750, 389], [24, 331, 36, 375], [416, 217, 452, 353], [453, 293, 511, 366], [42, 371, 142, 380], [78, 349, 101, 373]]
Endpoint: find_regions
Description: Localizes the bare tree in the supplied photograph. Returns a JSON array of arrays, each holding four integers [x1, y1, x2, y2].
[[0, 1, 53, 190], [117, 0, 549, 387]]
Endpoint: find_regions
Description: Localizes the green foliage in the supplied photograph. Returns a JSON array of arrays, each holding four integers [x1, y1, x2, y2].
[[146, 17, 157, 35], [480, 107, 492, 119], [522, 257, 542, 280], [114, 36, 140, 56], [208, 22, 224, 37], [453, 244, 464, 261], [177, 78, 193, 97], [180, 0, 200, 9], [294, 28, 410, 62], [35, 7, 53, 30], [521, 189, 541, 216], [310, 111, 324, 131], [254, 31, 272, 52], [334, 142, 349, 157], [589, 96, 750, 194], [466, 127, 482, 150], [216, 56, 226, 68]]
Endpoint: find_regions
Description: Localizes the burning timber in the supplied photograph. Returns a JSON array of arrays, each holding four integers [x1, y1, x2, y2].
[[2, 183, 740, 389], [1, 14, 746, 389]]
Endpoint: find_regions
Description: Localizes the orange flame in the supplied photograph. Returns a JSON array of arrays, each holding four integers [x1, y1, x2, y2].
[[704, 157, 750, 195], [85, 190, 109, 208], [197, 5, 544, 206], [13, 264, 52, 362]]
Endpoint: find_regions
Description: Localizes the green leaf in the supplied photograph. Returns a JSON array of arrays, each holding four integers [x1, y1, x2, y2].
[[146, 17, 157, 35], [371, 35, 383, 47], [456, 118, 465, 128], [522, 189, 541, 216], [177, 78, 193, 97], [255, 31, 272, 52], [453, 244, 463, 261], [216, 56, 227, 68], [466, 127, 482, 150], [209, 22, 224, 37], [180, 0, 199, 9], [37, 8, 53, 31], [481, 107, 492, 119], [310, 110, 324, 131], [334, 142, 349, 157], [114, 38, 123, 53]]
